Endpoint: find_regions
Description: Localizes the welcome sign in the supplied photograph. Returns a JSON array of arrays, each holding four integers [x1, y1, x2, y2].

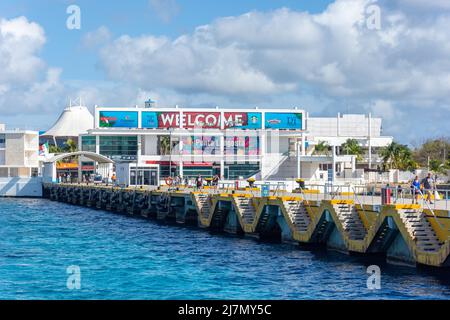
[[142, 111, 222, 129]]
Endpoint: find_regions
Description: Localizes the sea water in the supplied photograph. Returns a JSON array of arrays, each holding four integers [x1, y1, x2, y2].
[[0, 198, 449, 300]]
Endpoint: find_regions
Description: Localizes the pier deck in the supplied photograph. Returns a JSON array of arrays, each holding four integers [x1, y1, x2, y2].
[[43, 183, 450, 268]]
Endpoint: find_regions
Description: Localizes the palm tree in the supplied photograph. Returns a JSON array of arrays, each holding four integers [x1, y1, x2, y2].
[[380, 142, 416, 171], [48, 145, 63, 154], [314, 141, 331, 155], [341, 139, 363, 161], [64, 138, 78, 153], [159, 136, 171, 155]]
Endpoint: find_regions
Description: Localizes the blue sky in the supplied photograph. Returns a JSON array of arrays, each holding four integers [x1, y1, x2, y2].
[[0, 0, 333, 81], [0, 0, 449, 144]]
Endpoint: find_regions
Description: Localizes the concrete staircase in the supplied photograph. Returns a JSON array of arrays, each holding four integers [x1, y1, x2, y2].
[[264, 156, 298, 180], [234, 197, 256, 225], [283, 200, 311, 232], [193, 193, 211, 220], [398, 209, 442, 252], [334, 204, 367, 240]]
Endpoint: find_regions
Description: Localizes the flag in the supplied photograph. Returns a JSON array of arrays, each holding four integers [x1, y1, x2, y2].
[[39, 142, 49, 157]]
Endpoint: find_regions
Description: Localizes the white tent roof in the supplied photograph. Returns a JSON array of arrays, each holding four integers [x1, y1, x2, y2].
[[42, 105, 94, 138]]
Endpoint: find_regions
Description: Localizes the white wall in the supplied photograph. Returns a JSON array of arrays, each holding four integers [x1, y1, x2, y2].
[[142, 136, 158, 155], [0, 177, 42, 197]]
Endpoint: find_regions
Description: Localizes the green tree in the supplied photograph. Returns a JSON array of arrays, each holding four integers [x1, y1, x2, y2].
[[313, 141, 331, 155], [64, 138, 78, 153], [159, 136, 171, 155], [341, 139, 363, 161], [48, 145, 63, 154], [380, 142, 417, 171], [413, 138, 450, 167], [429, 159, 446, 174]]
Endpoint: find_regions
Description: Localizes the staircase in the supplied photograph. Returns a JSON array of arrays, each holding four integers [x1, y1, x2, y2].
[[283, 200, 311, 232], [264, 156, 298, 180], [334, 204, 367, 240], [193, 193, 211, 220], [398, 209, 442, 252], [234, 197, 256, 225], [211, 208, 228, 229]]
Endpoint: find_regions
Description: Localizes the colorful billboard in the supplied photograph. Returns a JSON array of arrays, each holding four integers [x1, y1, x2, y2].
[[183, 112, 221, 129], [264, 112, 302, 130], [181, 136, 220, 155], [99, 111, 138, 128], [224, 112, 262, 129], [142, 111, 178, 129], [142, 111, 221, 129], [225, 136, 259, 156]]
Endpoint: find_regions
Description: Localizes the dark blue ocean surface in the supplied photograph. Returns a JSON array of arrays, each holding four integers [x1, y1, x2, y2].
[[0, 198, 449, 300]]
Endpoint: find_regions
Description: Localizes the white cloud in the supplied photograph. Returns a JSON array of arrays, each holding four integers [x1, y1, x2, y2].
[[0, 16, 46, 85], [92, 0, 450, 142], [393, 0, 450, 10], [81, 26, 112, 49], [98, 0, 450, 104], [0, 16, 64, 117]]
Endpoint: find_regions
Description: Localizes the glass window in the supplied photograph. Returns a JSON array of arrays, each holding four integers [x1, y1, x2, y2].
[[99, 136, 138, 160], [0, 134, 5, 148], [81, 136, 96, 152]]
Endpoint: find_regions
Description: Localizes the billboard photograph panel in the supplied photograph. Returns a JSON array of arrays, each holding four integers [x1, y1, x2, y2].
[[264, 112, 303, 130], [223, 112, 262, 129], [142, 111, 179, 129], [99, 111, 138, 128]]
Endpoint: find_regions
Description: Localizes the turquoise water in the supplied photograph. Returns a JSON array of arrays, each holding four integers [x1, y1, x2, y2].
[[0, 198, 449, 300]]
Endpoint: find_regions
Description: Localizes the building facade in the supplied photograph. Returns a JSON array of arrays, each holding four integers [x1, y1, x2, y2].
[[79, 105, 393, 185], [0, 124, 39, 178]]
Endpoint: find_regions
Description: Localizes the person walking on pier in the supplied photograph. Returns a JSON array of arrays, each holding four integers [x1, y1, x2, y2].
[[212, 174, 219, 189], [411, 176, 421, 204], [422, 173, 434, 204], [196, 175, 203, 190]]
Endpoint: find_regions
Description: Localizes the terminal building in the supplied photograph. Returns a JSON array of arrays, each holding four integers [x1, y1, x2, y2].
[[78, 103, 393, 186]]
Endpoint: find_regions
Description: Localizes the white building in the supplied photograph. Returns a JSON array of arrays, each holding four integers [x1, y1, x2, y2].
[[0, 124, 39, 178], [77, 104, 393, 186], [0, 124, 41, 197]]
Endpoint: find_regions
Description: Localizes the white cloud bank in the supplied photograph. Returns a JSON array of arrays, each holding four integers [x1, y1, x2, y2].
[[95, 0, 450, 141], [0, 16, 64, 115], [99, 0, 450, 102], [1, 0, 449, 142]]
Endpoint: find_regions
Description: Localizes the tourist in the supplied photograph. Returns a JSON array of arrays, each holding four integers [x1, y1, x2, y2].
[[212, 174, 219, 188], [395, 184, 403, 204], [421, 173, 434, 204], [196, 175, 203, 190], [411, 176, 421, 204], [111, 172, 117, 186]]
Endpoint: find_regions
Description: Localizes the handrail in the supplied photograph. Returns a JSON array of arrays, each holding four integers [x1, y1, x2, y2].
[[351, 186, 371, 231], [416, 188, 449, 235], [298, 187, 314, 222]]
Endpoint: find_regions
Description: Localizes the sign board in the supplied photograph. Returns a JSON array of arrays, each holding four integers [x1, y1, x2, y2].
[[223, 112, 262, 129], [99, 111, 138, 128], [264, 112, 302, 130], [262, 184, 270, 197]]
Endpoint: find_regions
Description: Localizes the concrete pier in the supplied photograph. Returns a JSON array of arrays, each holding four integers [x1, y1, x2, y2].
[[43, 183, 450, 268]]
